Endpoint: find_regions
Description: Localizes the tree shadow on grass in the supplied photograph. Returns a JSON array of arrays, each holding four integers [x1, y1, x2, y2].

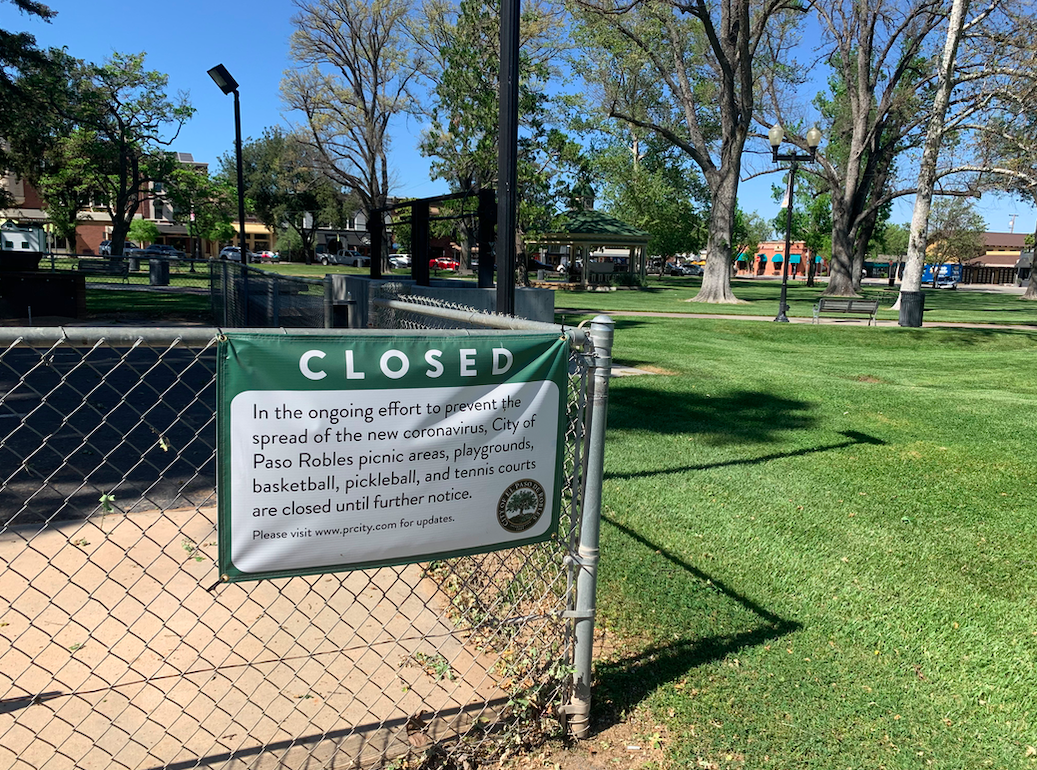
[[590, 516, 802, 734], [607, 383, 818, 445], [606, 430, 885, 482]]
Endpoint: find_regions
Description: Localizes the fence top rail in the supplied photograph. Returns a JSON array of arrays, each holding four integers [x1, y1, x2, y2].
[[0, 323, 591, 348], [371, 298, 590, 347]]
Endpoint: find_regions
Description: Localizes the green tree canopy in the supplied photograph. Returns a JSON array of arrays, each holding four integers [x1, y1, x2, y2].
[[225, 127, 354, 263], [163, 165, 237, 256], [927, 198, 985, 266], [127, 218, 160, 245], [70, 52, 193, 255]]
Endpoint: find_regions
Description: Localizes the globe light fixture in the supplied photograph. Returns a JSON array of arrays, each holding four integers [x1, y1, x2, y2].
[[769, 124, 822, 321]]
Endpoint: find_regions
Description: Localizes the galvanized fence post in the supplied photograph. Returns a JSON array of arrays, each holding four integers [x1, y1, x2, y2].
[[568, 314, 613, 739], [324, 275, 333, 328]]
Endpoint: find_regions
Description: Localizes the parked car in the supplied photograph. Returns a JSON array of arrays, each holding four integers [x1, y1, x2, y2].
[[389, 253, 411, 269], [219, 246, 254, 263], [430, 256, 460, 271], [935, 275, 958, 289], [668, 263, 703, 276], [529, 259, 555, 273], [142, 243, 184, 258], [98, 240, 138, 256], [321, 250, 370, 267], [253, 250, 279, 262]]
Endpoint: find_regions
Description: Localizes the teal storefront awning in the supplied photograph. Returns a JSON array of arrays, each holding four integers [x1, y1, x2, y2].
[[772, 253, 784, 263], [736, 252, 748, 261], [815, 254, 823, 263], [789, 254, 801, 264], [758, 253, 767, 262]]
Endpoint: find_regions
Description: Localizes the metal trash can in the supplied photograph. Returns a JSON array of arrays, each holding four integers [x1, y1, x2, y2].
[[899, 290, 924, 327], [149, 258, 170, 286]]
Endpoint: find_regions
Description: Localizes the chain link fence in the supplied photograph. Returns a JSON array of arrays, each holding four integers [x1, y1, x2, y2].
[[0, 297, 612, 768], [210, 262, 328, 329], [19, 256, 327, 329]]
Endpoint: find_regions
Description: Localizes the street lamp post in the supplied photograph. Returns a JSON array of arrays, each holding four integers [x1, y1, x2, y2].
[[207, 64, 248, 264], [769, 123, 822, 322]]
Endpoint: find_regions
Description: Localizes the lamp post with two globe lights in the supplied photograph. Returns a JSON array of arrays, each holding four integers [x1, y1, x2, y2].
[[768, 124, 822, 322]]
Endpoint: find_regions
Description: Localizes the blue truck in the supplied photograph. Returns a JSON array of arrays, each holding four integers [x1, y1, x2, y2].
[[921, 263, 962, 288]]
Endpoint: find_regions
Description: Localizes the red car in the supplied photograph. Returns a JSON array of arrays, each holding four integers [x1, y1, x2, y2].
[[430, 257, 460, 271]]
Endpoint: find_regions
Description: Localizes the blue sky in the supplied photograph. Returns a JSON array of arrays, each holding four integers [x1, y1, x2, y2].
[[0, 0, 448, 198], [3, 0, 1032, 236]]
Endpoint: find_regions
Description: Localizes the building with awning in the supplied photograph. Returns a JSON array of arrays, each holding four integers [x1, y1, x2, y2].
[[738, 240, 817, 277]]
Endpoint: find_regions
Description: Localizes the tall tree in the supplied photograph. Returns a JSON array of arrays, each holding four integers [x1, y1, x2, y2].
[[794, 0, 944, 297], [571, 0, 804, 303], [0, 0, 56, 178], [15, 56, 97, 252], [964, 6, 1037, 300], [229, 127, 355, 263], [283, 0, 422, 269], [70, 52, 194, 256], [415, 0, 577, 277], [592, 131, 709, 260], [163, 165, 237, 258], [897, 0, 971, 304], [0, 40, 76, 212]]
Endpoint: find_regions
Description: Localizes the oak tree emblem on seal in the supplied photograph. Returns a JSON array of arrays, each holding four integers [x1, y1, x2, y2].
[[496, 479, 546, 533]]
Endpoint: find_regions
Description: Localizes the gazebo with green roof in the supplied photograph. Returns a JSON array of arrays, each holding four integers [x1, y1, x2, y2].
[[527, 209, 650, 286]]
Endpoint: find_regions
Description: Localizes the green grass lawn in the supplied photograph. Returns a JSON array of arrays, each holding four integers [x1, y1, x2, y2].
[[586, 317, 1037, 768], [84, 288, 212, 322], [552, 276, 1037, 326], [243, 264, 1037, 326]]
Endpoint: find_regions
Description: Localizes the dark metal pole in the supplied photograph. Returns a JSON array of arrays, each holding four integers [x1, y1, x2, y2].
[[369, 210, 383, 280], [233, 89, 247, 264], [496, 0, 520, 316], [413, 200, 431, 287], [775, 160, 796, 323], [478, 188, 496, 289]]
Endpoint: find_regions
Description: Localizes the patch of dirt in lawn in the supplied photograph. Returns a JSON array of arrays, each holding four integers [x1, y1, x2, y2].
[[499, 631, 670, 770], [499, 706, 669, 770]]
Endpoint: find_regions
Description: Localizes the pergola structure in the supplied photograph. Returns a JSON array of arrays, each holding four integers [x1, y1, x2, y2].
[[528, 209, 649, 286]]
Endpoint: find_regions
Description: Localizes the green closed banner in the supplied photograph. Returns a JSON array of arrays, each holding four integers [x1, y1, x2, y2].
[[217, 332, 568, 582]]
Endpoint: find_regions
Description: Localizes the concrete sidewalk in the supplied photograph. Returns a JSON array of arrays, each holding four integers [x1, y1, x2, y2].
[[0, 507, 507, 769]]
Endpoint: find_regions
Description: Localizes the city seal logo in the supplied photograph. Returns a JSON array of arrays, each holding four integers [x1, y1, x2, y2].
[[496, 479, 546, 533]]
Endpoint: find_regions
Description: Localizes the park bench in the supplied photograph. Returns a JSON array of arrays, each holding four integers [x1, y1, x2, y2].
[[812, 297, 880, 325], [76, 258, 129, 283]]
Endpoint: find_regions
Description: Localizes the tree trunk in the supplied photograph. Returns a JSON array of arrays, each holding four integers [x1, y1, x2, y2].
[[1024, 265, 1037, 300], [691, 166, 741, 303], [1024, 213, 1037, 300], [898, 0, 968, 306], [458, 217, 475, 272], [824, 198, 860, 296]]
